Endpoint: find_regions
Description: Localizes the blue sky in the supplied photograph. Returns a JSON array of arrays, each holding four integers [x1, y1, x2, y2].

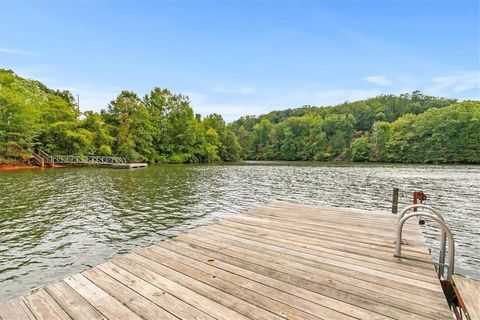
[[1, 0, 479, 121]]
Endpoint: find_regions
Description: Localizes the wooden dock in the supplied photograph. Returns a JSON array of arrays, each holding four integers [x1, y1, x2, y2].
[[0, 202, 452, 320]]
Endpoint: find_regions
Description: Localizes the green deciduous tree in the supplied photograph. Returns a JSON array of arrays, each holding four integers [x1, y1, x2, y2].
[[349, 136, 371, 162], [103, 91, 155, 162]]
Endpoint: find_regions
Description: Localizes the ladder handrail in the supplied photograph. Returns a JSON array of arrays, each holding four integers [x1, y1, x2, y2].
[[398, 204, 444, 221], [395, 212, 455, 280], [398, 204, 447, 277]]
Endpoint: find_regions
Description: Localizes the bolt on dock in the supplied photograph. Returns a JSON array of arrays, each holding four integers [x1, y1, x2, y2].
[[0, 202, 454, 319]]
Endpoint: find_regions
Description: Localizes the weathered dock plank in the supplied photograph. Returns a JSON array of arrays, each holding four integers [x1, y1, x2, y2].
[[0, 202, 452, 319], [452, 275, 480, 320], [0, 298, 35, 320]]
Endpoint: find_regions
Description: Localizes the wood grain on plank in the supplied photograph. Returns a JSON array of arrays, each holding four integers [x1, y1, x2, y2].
[[452, 275, 480, 320], [64, 273, 143, 320], [82, 267, 177, 320], [111, 256, 249, 320], [134, 246, 338, 320], [45, 281, 106, 320], [22, 289, 71, 320], [0, 298, 36, 320], [125, 252, 286, 320], [97, 261, 213, 320]]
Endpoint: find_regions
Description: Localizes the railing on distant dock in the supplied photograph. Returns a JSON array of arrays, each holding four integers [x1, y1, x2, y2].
[[51, 154, 126, 165], [36, 149, 127, 166], [31, 153, 45, 167], [38, 149, 55, 166]]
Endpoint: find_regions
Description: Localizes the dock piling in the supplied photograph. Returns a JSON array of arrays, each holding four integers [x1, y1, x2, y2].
[[392, 187, 399, 213]]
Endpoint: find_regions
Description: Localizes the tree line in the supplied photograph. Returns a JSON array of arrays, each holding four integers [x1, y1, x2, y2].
[[230, 92, 480, 163], [1, 68, 479, 164], [0, 69, 240, 163]]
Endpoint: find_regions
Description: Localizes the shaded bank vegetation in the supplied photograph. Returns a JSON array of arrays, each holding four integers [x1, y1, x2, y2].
[[1, 69, 479, 164]]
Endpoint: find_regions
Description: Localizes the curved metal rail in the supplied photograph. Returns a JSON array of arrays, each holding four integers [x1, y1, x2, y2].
[[398, 204, 444, 221], [399, 204, 448, 277], [395, 211, 455, 280]]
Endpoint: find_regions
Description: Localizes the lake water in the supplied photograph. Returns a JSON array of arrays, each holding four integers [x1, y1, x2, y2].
[[0, 162, 479, 302]]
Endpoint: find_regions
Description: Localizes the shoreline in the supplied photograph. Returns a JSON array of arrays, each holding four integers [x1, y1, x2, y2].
[[0, 164, 43, 171], [0, 164, 69, 171]]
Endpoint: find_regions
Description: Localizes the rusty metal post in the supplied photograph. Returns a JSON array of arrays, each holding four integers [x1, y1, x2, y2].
[[413, 191, 427, 212], [392, 188, 399, 214]]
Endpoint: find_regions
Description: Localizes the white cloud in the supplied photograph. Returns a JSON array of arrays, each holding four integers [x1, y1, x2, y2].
[[364, 75, 393, 86], [427, 72, 480, 94], [212, 85, 255, 94], [0, 47, 32, 55]]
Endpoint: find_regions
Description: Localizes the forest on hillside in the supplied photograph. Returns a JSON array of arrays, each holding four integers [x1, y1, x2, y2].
[[1, 68, 479, 164], [231, 94, 480, 163]]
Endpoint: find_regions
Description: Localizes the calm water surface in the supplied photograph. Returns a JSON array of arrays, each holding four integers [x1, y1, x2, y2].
[[0, 162, 479, 302]]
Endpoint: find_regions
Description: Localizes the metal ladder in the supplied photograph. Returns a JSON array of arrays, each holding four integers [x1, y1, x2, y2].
[[394, 204, 455, 280]]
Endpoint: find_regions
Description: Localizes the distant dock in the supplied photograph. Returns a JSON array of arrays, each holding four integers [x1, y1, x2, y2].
[[31, 149, 147, 169], [0, 202, 454, 319]]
